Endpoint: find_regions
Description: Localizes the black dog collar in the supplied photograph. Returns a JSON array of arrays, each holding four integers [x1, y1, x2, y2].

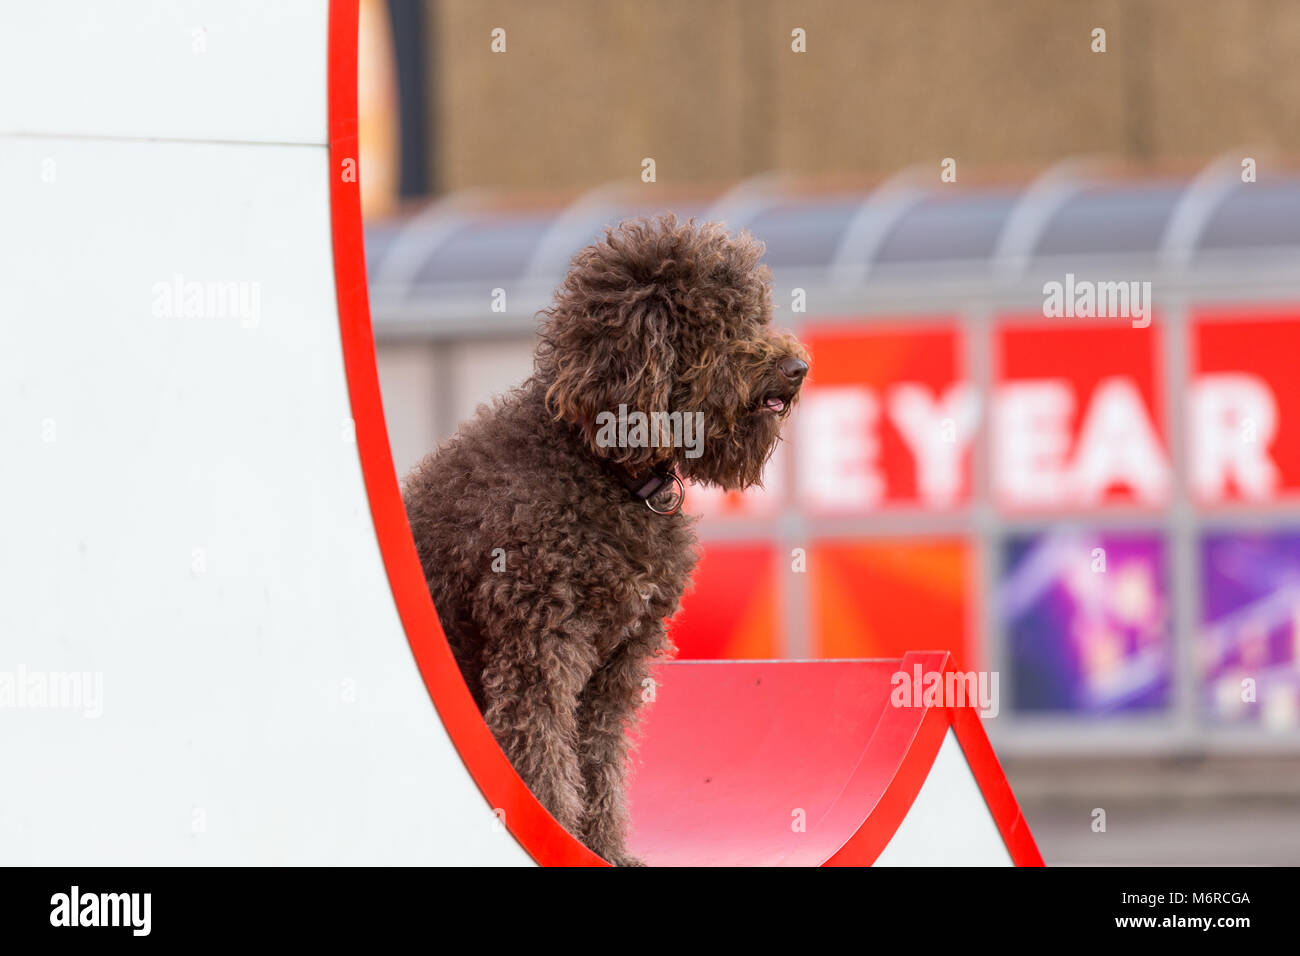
[[610, 463, 686, 515]]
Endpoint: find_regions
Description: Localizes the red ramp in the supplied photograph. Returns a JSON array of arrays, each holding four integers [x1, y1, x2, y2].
[[626, 651, 1042, 866]]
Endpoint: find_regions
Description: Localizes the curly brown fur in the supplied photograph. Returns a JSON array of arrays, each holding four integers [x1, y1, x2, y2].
[[403, 215, 807, 865]]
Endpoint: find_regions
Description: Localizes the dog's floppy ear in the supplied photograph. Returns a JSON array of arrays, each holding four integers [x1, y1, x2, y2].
[[538, 292, 675, 471]]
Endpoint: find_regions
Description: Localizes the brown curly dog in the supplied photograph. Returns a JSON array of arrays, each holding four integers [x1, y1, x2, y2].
[[403, 214, 808, 865]]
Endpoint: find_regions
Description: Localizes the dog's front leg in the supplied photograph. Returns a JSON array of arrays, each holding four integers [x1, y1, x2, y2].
[[480, 630, 599, 838], [577, 623, 669, 866]]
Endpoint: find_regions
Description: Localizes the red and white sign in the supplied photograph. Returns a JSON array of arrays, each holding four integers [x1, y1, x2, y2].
[[795, 323, 973, 512], [694, 310, 1300, 518], [993, 320, 1168, 510], [1192, 308, 1300, 503]]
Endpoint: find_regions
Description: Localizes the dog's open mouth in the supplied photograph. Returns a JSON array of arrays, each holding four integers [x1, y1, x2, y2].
[[756, 393, 790, 415]]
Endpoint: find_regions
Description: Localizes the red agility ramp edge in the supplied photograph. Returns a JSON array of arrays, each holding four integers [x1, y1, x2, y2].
[[626, 651, 1043, 866]]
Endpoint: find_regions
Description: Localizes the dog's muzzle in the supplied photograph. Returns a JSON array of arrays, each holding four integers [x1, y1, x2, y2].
[[754, 356, 809, 416]]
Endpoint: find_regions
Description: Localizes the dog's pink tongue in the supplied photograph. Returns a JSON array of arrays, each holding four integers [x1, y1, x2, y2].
[[765, 396, 786, 413]]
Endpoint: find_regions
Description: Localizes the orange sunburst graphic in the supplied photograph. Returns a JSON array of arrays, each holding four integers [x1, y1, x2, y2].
[[670, 543, 778, 659], [811, 540, 976, 669]]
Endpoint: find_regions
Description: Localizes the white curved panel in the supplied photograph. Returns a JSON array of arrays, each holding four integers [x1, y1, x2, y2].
[[0, 130, 530, 864], [0, 1, 327, 144], [874, 729, 1014, 866]]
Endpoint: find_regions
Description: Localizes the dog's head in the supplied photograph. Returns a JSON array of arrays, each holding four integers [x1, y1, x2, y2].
[[535, 214, 808, 491]]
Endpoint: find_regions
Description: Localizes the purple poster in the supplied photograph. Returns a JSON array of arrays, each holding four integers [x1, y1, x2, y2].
[[1002, 531, 1171, 713], [1201, 532, 1300, 728]]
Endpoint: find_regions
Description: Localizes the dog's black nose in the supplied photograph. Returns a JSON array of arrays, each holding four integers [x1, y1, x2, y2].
[[778, 357, 809, 383]]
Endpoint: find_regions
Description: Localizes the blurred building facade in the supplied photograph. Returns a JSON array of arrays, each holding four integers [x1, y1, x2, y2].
[[367, 170, 1300, 751]]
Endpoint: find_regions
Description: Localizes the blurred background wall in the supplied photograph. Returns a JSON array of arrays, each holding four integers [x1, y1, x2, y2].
[[428, 0, 1300, 192], [358, 0, 1300, 865]]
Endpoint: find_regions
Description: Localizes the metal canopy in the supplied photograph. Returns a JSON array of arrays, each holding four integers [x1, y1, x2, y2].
[[364, 160, 1300, 333]]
